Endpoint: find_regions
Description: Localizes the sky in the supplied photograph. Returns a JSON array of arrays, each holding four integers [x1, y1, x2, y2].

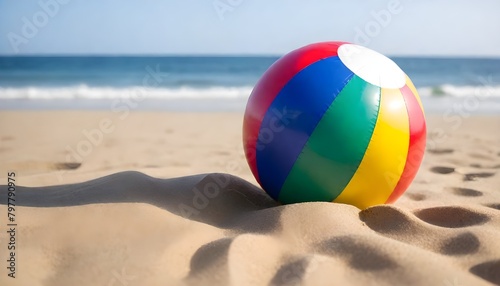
[[0, 0, 499, 57]]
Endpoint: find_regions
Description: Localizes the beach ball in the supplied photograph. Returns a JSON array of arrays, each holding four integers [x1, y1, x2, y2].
[[243, 42, 426, 209]]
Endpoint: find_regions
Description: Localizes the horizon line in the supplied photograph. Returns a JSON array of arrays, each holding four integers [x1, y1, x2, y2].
[[1, 53, 500, 59]]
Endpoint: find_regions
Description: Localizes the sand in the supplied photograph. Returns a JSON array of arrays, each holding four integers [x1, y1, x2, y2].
[[0, 111, 499, 286]]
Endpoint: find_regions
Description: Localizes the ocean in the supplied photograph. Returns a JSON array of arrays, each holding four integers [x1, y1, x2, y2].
[[1, 56, 500, 113]]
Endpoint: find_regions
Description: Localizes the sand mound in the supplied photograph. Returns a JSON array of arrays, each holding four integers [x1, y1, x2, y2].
[[0, 170, 499, 286]]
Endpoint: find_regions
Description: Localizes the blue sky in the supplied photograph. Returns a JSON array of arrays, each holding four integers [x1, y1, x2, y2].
[[0, 0, 499, 56]]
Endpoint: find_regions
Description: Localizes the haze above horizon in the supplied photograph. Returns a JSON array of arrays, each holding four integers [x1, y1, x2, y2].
[[1, 0, 499, 57]]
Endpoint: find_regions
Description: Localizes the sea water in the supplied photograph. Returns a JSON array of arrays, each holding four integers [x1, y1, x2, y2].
[[1, 56, 499, 113]]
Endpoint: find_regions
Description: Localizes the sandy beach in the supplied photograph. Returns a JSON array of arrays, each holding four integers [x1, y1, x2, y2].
[[0, 111, 499, 286]]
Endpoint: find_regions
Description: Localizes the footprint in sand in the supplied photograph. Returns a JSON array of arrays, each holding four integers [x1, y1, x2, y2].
[[470, 259, 500, 285], [427, 148, 454, 155], [361, 206, 483, 258], [463, 172, 495, 181], [440, 232, 480, 256], [8, 161, 78, 174], [485, 204, 500, 211], [430, 166, 455, 174], [445, 187, 483, 197], [405, 192, 427, 201], [270, 257, 309, 286], [316, 236, 397, 271], [189, 238, 232, 277], [359, 206, 422, 235], [414, 206, 490, 228], [53, 162, 82, 170]]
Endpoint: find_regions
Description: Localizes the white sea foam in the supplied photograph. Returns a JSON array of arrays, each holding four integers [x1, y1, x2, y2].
[[1, 84, 500, 100], [418, 84, 500, 98], [0, 85, 254, 100]]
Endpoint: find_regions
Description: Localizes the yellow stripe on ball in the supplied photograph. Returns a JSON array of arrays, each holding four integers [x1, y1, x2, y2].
[[333, 87, 410, 209]]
